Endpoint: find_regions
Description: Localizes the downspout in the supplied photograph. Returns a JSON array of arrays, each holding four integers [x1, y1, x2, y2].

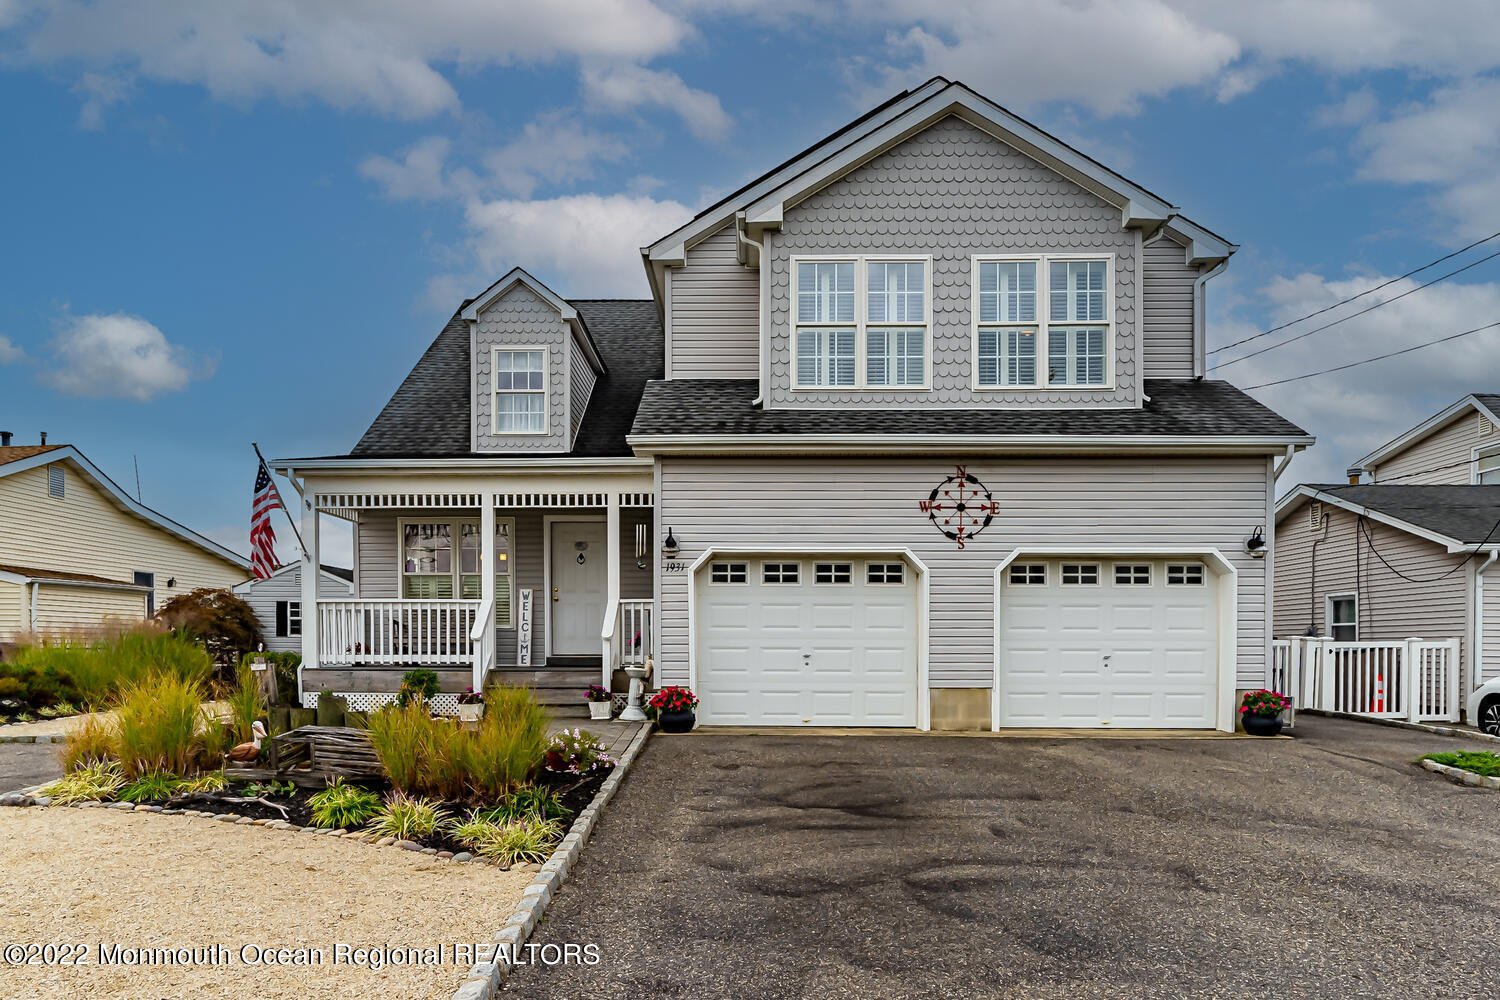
[[1193, 259, 1230, 379], [1273, 444, 1302, 482], [28, 581, 39, 633], [1476, 549, 1498, 698], [736, 217, 767, 407]]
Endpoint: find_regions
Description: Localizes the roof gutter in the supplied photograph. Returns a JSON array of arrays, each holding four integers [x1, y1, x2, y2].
[[271, 456, 653, 474], [628, 433, 1315, 457], [1273, 443, 1303, 482]]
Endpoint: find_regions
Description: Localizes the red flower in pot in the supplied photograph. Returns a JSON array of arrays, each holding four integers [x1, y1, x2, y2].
[[648, 686, 699, 733]]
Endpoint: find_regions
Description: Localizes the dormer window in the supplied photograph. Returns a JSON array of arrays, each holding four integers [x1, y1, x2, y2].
[[493, 348, 547, 434], [974, 255, 1113, 390], [794, 256, 930, 390]]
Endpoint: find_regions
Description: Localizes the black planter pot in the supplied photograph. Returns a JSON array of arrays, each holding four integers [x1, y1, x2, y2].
[[1242, 712, 1284, 737], [657, 709, 695, 734]]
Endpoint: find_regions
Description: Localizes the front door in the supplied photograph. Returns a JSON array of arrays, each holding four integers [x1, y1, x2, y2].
[[550, 520, 609, 656]]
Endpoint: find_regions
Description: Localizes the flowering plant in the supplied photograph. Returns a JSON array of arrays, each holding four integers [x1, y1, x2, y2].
[[584, 684, 610, 703], [1240, 689, 1291, 718], [544, 728, 615, 775], [457, 686, 484, 706], [648, 685, 698, 714]]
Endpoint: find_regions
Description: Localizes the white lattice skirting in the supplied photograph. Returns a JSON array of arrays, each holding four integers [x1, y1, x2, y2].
[[300, 692, 462, 716]]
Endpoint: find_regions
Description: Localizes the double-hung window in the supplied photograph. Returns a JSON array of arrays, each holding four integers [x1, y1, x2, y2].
[[974, 255, 1112, 389], [1328, 594, 1358, 642], [401, 518, 515, 627], [493, 349, 546, 434], [794, 257, 928, 389], [1477, 446, 1500, 484]]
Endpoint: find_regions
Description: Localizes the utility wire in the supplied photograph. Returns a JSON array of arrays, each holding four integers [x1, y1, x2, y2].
[[1358, 514, 1500, 583], [1208, 229, 1500, 356], [1211, 247, 1500, 370], [1241, 320, 1500, 390]]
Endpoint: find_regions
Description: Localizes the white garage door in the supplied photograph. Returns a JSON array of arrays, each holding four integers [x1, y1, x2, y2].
[[695, 557, 918, 727], [998, 558, 1219, 728]]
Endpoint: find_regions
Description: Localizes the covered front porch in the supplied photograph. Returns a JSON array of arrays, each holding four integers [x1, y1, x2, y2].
[[290, 466, 656, 713]]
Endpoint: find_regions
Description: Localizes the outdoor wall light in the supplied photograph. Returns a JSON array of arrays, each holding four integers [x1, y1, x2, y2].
[[1246, 526, 1267, 558], [662, 527, 680, 560], [166, 577, 176, 588]]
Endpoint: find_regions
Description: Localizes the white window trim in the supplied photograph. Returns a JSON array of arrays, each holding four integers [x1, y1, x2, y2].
[[971, 253, 1115, 391], [1166, 563, 1207, 587], [1059, 563, 1102, 587], [866, 561, 906, 585], [790, 254, 933, 392], [397, 516, 517, 628], [1112, 563, 1151, 586], [709, 561, 749, 585], [1008, 564, 1047, 586], [761, 561, 801, 585], [813, 561, 854, 585], [287, 600, 302, 637], [1327, 591, 1359, 641], [1472, 442, 1500, 484], [490, 345, 549, 436]]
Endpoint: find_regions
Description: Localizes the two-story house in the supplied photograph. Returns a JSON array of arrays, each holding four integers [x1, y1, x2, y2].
[[274, 78, 1311, 731], [1276, 394, 1500, 727]]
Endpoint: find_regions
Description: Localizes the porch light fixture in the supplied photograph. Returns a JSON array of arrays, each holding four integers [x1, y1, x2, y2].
[[662, 527, 680, 561], [1246, 525, 1267, 559], [166, 577, 176, 588]]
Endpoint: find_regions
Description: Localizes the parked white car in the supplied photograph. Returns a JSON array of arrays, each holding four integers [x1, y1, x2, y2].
[[1467, 679, 1500, 736]]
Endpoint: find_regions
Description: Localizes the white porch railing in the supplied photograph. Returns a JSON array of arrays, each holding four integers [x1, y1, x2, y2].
[[318, 600, 482, 667], [1271, 637, 1462, 723], [602, 597, 655, 690]]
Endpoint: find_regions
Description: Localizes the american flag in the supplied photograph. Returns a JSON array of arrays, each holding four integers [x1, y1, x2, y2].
[[251, 461, 281, 580]]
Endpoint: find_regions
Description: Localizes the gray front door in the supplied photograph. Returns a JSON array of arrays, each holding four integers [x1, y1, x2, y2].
[[550, 520, 608, 655]]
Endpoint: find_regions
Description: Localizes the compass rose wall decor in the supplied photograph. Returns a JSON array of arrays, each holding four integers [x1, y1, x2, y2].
[[918, 465, 999, 549]]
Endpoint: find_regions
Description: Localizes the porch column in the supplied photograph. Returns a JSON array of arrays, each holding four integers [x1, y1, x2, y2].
[[480, 499, 496, 687], [604, 490, 621, 689], [300, 496, 320, 674]]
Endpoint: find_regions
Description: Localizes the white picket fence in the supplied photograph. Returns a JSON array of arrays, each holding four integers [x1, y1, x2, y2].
[[1271, 636, 1462, 723]]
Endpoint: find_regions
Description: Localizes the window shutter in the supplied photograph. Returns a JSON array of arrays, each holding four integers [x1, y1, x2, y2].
[[275, 601, 288, 638]]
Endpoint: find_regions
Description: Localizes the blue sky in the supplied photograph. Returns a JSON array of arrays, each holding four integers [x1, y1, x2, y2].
[[3, 1, 1500, 567]]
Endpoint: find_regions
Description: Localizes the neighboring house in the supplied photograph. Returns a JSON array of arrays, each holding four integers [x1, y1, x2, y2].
[[1275, 395, 1500, 710], [273, 77, 1311, 731], [0, 437, 250, 641], [232, 564, 354, 654]]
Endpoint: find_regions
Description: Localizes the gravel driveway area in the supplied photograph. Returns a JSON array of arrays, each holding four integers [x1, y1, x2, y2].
[[504, 716, 1500, 1000], [0, 743, 63, 794], [0, 808, 531, 1000]]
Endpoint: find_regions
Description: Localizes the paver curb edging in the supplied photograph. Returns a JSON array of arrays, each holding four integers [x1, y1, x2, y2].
[[450, 722, 653, 1000], [1301, 709, 1500, 746], [1420, 757, 1500, 789], [0, 733, 67, 744]]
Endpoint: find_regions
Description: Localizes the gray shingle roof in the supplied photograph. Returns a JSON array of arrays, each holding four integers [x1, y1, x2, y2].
[[1306, 484, 1500, 545], [630, 379, 1310, 439], [350, 299, 662, 459], [1475, 393, 1500, 418]]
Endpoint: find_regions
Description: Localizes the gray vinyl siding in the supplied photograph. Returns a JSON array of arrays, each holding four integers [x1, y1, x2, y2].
[[669, 224, 759, 379], [766, 116, 1138, 409], [235, 569, 350, 654], [568, 336, 598, 445], [658, 455, 1269, 689], [1141, 235, 1197, 378], [1484, 564, 1500, 687], [1372, 412, 1486, 484], [473, 284, 570, 453], [1273, 501, 1471, 671]]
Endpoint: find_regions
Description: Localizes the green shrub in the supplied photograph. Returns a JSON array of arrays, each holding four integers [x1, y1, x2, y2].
[[465, 685, 549, 800], [197, 714, 233, 767], [238, 651, 300, 704], [225, 661, 267, 742], [308, 778, 383, 829], [543, 727, 613, 776], [179, 770, 228, 793], [119, 771, 182, 803], [155, 588, 261, 671], [114, 671, 204, 778], [367, 791, 446, 840], [366, 701, 431, 792], [491, 784, 566, 822], [60, 712, 118, 772], [40, 760, 125, 804], [0, 659, 81, 715], [11, 630, 211, 705], [1423, 751, 1500, 777], [464, 814, 563, 866], [397, 668, 441, 708]]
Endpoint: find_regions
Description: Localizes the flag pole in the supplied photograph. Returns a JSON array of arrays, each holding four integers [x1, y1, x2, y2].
[[252, 442, 308, 561]]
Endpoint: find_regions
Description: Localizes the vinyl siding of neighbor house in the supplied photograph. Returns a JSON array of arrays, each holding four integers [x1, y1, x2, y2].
[[353, 507, 651, 665], [1484, 563, 1500, 687], [1141, 235, 1197, 378], [766, 116, 1138, 409], [472, 284, 570, 453], [235, 569, 352, 654], [0, 461, 245, 638], [0, 580, 24, 639], [1273, 501, 1472, 680], [1372, 411, 1489, 484], [657, 455, 1270, 689], [568, 337, 598, 444], [32, 584, 146, 634], [669, 224, 759, 379]]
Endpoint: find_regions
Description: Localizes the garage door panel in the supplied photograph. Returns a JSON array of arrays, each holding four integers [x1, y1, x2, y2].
[[760, 647, 804, 675], [1162, 693, 1213, 725], [760, 603, 804, 630], [1110, 605, 1157, 633], [1164, 604, 1210, 632], [1109, 692, 1155, 726], [1109, 649, 1156, 679], [705, 602, 752, 630]]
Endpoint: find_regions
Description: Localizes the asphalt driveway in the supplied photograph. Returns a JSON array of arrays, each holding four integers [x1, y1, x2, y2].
[[0, 743, 62, 794], [504, 716, 1500, 999]]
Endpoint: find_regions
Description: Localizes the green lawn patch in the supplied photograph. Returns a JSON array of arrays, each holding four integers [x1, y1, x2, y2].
[[1421, 751, 1500, 777]]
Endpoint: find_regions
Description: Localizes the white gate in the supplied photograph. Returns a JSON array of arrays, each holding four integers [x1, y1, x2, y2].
[[1271, 637, 1461, 723]]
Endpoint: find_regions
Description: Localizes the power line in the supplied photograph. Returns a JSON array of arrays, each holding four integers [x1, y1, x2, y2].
[[1241, 319, 1500, 390], [1211, 246, 1500, 370], [1358, 513, 1500, 583], [1208, 229, 1500, 357]]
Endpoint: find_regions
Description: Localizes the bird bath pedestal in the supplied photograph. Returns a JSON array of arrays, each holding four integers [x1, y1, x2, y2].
[[620, 663, 650, 722]]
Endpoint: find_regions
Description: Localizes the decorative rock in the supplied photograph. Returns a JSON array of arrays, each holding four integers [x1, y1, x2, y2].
[[328, 828, 347, 837], [235, 816, 255, 825], [342, 832, 365, 840], [397, 840, 423, 852], [217, 813, 240, 822], [377, 836, 396, 847], [421, 847, 438, 855], [436, 851, 454, 859], [134, 805, 153, 812], [251, 818, 270, 826], [453, 852, 472, 863], [111, 802, 135, 811], [32, 795, 52, 807]]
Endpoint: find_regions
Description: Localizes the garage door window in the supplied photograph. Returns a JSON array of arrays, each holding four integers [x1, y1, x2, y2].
[[814, 562, 852, 585], [1113, 564, 1150, 586], [710, 562, 748, 584], [1167, 564, 1205, 586], [866, 562, 905, 585], [762, 562, 800, 584], [1061, 564, 1100, 586], [1008, 564, 1046, 585]]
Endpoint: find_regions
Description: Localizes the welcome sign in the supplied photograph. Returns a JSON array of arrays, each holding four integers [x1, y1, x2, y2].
[[516, 588, 534, 667]]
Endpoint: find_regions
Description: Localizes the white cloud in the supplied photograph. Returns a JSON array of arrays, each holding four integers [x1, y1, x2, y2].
[[1210, 269, 1500, 486], [71, 71, 132, 129], [359, 136, 461, 201], [482, 114, 632, 197], [13, 0, 691, 119], [1313, 87, 1379, 129], [457, 192, 691, 297], [42, 312, 212, 401], [0, 335, 23, 363], [581, 63, 732, 140]]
